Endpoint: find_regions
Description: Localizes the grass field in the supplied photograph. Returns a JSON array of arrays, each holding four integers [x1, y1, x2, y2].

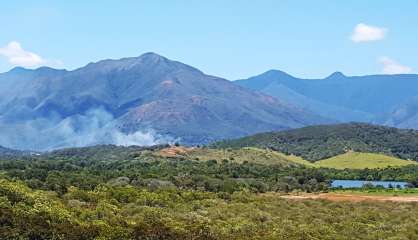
[[156, 147, 417, 170], [185, 147, 301, 166], [155, 146, 302, 166], [245, 149, 418, 170], [313, 152, 418, 169]]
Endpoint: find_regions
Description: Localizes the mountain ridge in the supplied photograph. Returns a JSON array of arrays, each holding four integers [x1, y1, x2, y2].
[[0, 53, 329, 150], [236, 70, 418, 126]]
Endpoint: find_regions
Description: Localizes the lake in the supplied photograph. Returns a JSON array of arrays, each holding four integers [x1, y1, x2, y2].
[[331, 180, 409, 189]]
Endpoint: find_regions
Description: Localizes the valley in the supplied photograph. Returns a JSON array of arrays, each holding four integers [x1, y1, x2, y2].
[[0, 131, 417, 239], [1, 117, 418, 240], [2, 1, 418, 239]]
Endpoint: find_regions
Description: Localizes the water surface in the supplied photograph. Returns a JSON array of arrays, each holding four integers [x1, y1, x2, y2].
[[332, 180, 408, 188]]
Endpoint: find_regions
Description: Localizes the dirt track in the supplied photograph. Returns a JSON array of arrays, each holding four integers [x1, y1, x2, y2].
[[281, 193, 418, 202]]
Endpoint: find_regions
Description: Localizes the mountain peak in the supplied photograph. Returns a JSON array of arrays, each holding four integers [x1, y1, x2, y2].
[[264, 69, 294, 77], [326, 71, 346, 79], [6, 66, 66, 75], [34, 66, 67, 74], [81, 52, 170, 71], [138, 52, 166, 59], [8, 66, 29, 74], [134, 52, 171, 65], [254, 70, 296, 82]]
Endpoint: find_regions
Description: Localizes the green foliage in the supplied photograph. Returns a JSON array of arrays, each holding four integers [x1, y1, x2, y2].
[[0, 178, 417, 239], [213, 123, 418, 161], [0, 145, 418, 239], [0, 145, 331, 195], [180, 147, 301, 166]]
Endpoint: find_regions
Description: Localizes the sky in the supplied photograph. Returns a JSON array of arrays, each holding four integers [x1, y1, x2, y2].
[[0, 0, 417, 79]]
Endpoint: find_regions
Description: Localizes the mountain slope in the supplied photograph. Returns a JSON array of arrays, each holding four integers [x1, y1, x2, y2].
[[256, 80, 373, 122], [236, 70, 418, 125], [0, 53, 329, 150], [0, 145, 25, 156], [213, 123, 418, 162], [384, 97, 418, 129]]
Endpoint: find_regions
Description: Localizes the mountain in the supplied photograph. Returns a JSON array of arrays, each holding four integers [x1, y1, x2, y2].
[[0, 53, 329, 150], [213, 123, 418, 162], [384, 97, 418, 129], [235, 70, 418, 125], [0, 145, 25, 156]]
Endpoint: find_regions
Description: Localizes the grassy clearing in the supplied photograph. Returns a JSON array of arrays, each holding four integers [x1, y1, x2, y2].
[[235, 149, 418, 170], [156, 147, 417, 170], [313, 152, 418, 169], [184, 147, 301, 166]]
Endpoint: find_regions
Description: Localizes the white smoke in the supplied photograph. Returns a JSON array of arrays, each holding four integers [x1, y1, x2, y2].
[[0, 108, 175, 151]]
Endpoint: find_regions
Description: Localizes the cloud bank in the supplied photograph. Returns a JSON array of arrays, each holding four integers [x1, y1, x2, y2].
[[0, 108, 175, 151], [351, 23, 386, 43], [379, 57, 413, 74], [0, 41, 45, 67]]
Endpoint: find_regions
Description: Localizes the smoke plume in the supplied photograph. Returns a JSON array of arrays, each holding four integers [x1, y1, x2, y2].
[[0, 108, 174, 151]]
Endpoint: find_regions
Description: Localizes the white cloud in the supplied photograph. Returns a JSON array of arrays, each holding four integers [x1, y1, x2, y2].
[[379, 57, 413, 74], [351, 23, 386, 43], [0, 41, 45, 67]]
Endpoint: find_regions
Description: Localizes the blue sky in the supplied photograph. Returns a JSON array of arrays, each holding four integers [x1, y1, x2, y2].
[[0, 1, 417, 79]]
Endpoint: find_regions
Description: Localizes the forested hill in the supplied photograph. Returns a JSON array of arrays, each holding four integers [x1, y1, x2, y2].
[[213, 123, 418, 161]]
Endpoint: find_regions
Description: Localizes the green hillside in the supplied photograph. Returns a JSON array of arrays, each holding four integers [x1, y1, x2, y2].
[[213, 123, 418, 161], [170, 147, 417, 170], [0, 144, 418, 239], [314, 152, 418, 169], [180, 147, 302, 166], [239, 150, 416, 170]]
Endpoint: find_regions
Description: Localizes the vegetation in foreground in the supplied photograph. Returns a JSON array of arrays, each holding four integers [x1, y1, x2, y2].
[[0, 145, 417, 239], [1, 177, 418, 240]]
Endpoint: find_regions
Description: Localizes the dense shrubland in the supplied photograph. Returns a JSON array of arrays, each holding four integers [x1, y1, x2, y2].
[[1, 177, 418, 240], [0, 145, 417, 239], [0, 146, 331, 194], [1, 145, 417, 194]]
